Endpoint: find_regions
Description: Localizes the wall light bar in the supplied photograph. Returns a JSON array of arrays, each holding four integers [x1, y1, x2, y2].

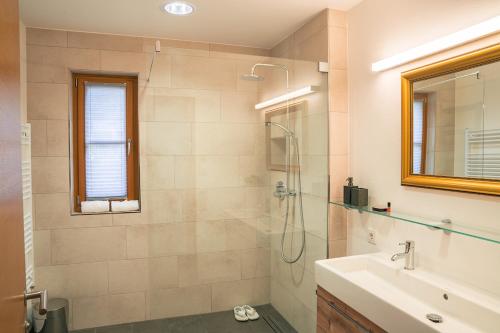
[[371, 15, 500, 72], [255, 86, 319, 110]]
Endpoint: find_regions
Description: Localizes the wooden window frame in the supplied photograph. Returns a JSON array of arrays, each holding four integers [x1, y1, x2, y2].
[[413, 93, 428, 174], [72, 73, 139, 212]]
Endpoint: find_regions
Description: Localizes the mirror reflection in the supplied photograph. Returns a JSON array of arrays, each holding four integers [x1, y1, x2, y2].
[[412, 61, 500, 180]]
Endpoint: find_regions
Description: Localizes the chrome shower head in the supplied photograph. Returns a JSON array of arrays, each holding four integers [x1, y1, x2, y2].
[[241, 73, 264, 81]]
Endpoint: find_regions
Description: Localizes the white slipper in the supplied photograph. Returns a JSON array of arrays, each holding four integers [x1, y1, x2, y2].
[[234, 306, 248, 322], [242, 305, 259, 320]]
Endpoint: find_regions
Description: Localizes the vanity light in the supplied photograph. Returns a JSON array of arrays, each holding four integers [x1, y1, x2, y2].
[[255, 86, 319, 110], [371, 15, 500, 72], [163, 1, 195, 16]]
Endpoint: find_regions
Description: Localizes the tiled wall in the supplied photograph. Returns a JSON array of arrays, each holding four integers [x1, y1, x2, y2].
[[27, 28, 273, 330], [327, 11, 349, 258]]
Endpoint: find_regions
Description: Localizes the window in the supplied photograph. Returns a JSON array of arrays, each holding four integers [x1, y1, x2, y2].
[[412, 94, 428, 174], [72, 74, 139, 212]]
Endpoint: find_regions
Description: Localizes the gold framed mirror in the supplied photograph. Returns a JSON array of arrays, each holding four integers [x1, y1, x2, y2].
[[401, 43, 500, 196]]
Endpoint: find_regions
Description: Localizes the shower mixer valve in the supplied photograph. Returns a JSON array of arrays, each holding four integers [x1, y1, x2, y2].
[[274, 181, 295, 199]]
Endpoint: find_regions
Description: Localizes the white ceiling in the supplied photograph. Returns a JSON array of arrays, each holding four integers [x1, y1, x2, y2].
[[20, 0, 362, 49]]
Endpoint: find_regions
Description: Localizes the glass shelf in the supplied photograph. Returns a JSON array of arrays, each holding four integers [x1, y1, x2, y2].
[[330, 201, 500, 245]]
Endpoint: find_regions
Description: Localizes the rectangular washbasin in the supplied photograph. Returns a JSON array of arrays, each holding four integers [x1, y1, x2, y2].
[[315, 253, 500, 333]]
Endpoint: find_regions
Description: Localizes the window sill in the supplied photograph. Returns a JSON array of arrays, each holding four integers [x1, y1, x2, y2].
[[70, 209, 141, 216]]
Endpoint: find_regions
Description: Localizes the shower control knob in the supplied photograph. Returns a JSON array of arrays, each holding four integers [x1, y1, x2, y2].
[[274, 181, 288, 199]]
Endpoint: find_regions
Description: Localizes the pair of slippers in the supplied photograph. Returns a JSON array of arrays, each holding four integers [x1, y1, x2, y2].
[[233, 305, 259, 322]]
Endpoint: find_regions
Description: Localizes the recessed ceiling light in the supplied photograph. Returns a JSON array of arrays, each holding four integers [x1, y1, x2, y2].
[[163, 1, 195, 16]]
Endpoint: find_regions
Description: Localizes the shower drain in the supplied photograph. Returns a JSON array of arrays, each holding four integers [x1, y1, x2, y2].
[[426, 313, 444, 323]]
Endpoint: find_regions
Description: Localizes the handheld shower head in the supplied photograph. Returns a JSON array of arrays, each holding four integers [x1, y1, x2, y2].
[[265, 121, 294, 137]]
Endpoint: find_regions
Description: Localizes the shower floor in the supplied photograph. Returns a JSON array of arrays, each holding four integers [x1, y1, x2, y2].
[[71, 304, 297, 333]]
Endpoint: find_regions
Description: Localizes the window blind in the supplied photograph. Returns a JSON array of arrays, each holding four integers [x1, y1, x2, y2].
[[84, 82, 128, 199], [413, 100, 424, 174]]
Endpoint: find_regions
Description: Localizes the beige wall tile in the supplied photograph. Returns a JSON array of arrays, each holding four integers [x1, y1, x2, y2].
[[329, 155, 348, 200], [149, 223, 196, 256], [34, 193, 70, 229], [142, 122, 191, 155], [34, 230, 51, 266], [100, 50, 150, 80], [240, 248, 270, 279], [221, 91, 258, 123], [27, 83, 68, 120], [72, 295, 108, 329], [329, 239, 347, 258], [68, 31, 143, 52], [27, 45, 100, 72], [73, 293, 146, 329], [148, 256, 179, 290], [174, 156, 196, 189], [32, 157, 69, 193], [153, 88, 221, 122], [192, 123, 254, 155], [194, 156, 241, 188], [211, 277, 269, 312], [329, 112, 348, 155], [194, 220, 227, 253], [145, 54, 171, 88], [142, 190, 179, 223], [171, 55, 237, 90], [226, 219, 257, 250], [35, 262, 108, 298], [47, 120, 69, 156], [154, 94, 194, 122], [141, 156, 175, 190], [294, 27, 328, 62], [329, 26, 347, 70], [27, 28, 67, 47], [331, 69, 348, 113], [108, 293, 146, 325], [178, 251, 241, 286], [149, 285, 211, 319], [30, 120, 47, 156], [138, 87, 155, 121], [112, 210, 146, 226], [52, 227, 126, 264], [126, 225, 149, 259], [27, 63, 68, 83], [108, 259, 148, 294], [329, 204, 347, 241]]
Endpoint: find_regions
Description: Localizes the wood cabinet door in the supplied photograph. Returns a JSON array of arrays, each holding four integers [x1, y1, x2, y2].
[[317, 287, 386, 333], [0, 0, 26, 332]]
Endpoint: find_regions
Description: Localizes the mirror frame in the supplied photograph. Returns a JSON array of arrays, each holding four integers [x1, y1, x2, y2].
[[401, 43, 500, 196]]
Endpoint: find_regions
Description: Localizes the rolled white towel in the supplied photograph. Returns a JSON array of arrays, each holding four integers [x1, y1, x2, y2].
[[81, 200, 109, 213], [111, 200, 140, 212]]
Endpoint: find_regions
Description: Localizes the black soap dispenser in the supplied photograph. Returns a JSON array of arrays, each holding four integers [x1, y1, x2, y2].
[[343, 177, 357, 205]]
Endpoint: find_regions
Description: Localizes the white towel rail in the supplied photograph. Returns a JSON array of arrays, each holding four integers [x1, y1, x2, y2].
[[21, 124, 35, 290], [465, 128, 500, 179]]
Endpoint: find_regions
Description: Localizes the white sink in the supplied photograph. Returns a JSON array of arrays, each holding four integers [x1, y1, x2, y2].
[[315, 253, 500, 333]]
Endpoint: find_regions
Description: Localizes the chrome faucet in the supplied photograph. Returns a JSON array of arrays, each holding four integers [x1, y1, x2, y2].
[[391, 240, 415, 270]]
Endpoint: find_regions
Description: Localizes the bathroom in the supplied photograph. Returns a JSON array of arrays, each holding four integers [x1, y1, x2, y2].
[[1, 0, 499, 332]]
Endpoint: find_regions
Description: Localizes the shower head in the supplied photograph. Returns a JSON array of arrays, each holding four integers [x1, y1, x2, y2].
[[265, 121, 294, 137], [241, 73, 264, 81], [241, 63, 289, 83]]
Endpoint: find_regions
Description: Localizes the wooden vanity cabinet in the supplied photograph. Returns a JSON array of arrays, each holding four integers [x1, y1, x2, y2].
[[317, 286, 386, 333]]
